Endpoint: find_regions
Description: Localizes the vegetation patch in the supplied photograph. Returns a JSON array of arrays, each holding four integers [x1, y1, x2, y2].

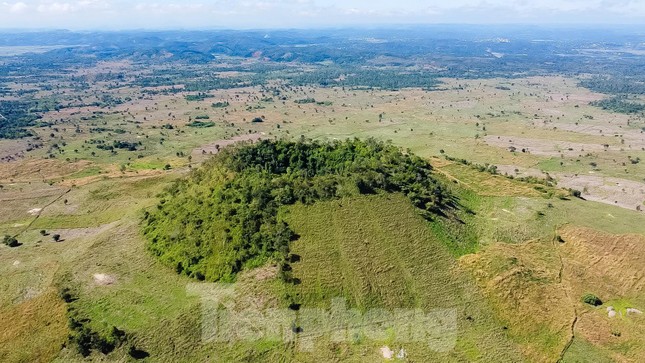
[[284, 193, 524, 360], [294, 97, 317, 104], [591, 96, 645, 114], [211, 101, 230, 108], [142, 138, 451, 282], [582, 293, 603, 306], [0, 100, 42, 139], [2, 234, 20, 247], [184, 93, 212, 101], [186, 120, 215, 128]]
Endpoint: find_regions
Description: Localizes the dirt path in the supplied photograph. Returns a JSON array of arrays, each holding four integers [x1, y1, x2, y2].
[[557, 314, 579, 363], [0, 187, 67, 202], [554, 236, 579, 363], [13, 188, 71, 238]]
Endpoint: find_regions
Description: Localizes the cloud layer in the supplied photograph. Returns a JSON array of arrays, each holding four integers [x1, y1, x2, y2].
[[1, 0, 644, 29]]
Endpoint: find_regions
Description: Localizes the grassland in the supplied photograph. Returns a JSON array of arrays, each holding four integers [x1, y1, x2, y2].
[[2, 69, 645, 362], [5, 74, 643, 210], [285, 193, 525, 361]]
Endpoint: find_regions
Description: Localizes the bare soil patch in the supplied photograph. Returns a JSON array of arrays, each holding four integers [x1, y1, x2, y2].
[[93, 273, 117, 286], [533, 121, 645, 149], [0, 138, 31, 162], [495, 165, 645, 211], [48, 221, 119, 242], [191, 133, 263, 160], [557, 174, 645, 211]]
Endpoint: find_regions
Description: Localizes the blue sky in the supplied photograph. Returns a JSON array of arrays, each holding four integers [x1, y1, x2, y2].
[[1, 0, 644, 29]]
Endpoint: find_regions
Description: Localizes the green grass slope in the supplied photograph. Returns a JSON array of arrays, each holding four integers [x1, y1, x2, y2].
[[283, 193, 525, 361]]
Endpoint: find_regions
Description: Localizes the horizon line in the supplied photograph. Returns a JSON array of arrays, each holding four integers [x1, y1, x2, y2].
[[1, 23, 645, 33]]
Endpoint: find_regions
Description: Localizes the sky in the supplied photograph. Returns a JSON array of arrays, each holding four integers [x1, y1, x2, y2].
[[1, 0, 644, 30]]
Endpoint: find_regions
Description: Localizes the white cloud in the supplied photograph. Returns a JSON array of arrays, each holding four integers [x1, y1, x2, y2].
[[0, 0, 644, 29], [31, 0, 110, 14], [7, 1, 28, 13], [37, 2, 73, 13]]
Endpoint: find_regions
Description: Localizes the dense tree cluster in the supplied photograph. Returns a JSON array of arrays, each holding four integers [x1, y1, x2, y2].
[[591, 96, 645, 114], [0, 100, 41, 139], [95, 140, 140, 151], [143, 138, 450, 282], [581, 76, 645, 95], [185, 93, 213, 101], [211, 101, 230, 108]]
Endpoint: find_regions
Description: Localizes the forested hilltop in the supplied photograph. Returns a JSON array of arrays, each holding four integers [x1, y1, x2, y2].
[[142, 138, 451, 282]]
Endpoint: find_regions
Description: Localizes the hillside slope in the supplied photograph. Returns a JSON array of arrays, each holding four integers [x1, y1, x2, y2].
[[284, 193, 525, 361]]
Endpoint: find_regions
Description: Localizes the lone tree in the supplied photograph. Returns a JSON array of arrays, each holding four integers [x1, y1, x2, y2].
[[52, 234, 61, 242]]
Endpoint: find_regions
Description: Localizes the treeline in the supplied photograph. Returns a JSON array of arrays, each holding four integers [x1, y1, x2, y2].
[[185, 93, 213, 101], [591, 96, 645, 114], [143, 138, 451, 282], [134, 65, 442, 92], [444, 154, 557, 187], [580, 76, 645, 95]]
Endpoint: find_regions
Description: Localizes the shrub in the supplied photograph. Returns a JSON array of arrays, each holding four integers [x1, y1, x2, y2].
[[58, 286, 77, 303], [582, 293, 602, 306], [2, 235, 19, 247], [128, 346, 150, 359], [67, 313, 127, 357], [186, 121, 215, 128]]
